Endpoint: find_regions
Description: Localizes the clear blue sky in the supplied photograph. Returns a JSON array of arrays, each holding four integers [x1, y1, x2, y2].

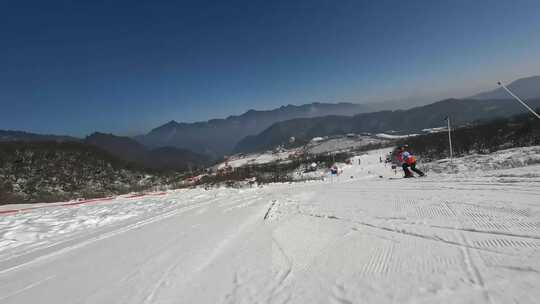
[[1, 0, 539, 136]]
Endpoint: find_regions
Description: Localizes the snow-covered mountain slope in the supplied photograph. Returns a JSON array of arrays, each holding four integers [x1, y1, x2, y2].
[[1, 148, 540, 303], [216, 135, 386, 171], [216, 149, 301, 170], [305, 135, 384, 155]]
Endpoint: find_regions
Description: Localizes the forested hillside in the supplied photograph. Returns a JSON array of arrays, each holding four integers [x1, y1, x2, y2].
[[400, 112, 540, 161], [0, 142, 185, 204]]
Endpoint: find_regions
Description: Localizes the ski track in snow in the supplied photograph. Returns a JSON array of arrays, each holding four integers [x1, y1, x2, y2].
[[1, 146, 540, 303]]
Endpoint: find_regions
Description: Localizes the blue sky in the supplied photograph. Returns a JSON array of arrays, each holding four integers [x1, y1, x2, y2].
[[1, 0, 539, 136]]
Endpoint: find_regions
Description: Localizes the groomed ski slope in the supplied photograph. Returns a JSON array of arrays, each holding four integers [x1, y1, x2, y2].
[[1, 147, 540, 304]]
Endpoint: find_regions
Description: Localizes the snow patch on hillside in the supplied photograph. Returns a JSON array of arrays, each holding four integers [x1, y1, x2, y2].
[[305, 136, 384, 154], [376, 133, 419, 139], [217, 149, 300, 169]]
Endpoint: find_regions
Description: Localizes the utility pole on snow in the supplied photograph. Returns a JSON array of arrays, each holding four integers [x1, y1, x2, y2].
[[498, 81, 540, 120], [445, 116, 453, 164]]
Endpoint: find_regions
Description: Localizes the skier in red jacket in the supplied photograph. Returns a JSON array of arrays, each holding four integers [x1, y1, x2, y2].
[[397, 145, 425, 178]]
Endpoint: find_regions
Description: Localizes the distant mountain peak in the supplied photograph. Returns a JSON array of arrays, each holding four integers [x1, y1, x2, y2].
[[471, 75, 540, 100], [87, 131, 114, 137], [164, 120, 180, 127], [149, 120, 181, 133]]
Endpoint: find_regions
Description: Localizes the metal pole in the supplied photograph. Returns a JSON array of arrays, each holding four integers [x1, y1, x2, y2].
[[447, 117, 453, 163], [498, 81, 540, 119]]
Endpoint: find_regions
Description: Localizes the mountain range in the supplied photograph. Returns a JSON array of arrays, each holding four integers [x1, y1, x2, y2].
[[2, 75, 540, 167], [136, 75, 540, 157], [0, 130, 77, 143], [234, 97, 540, 153], [0, 131, 209, 171], [134, 102, 372, 158]]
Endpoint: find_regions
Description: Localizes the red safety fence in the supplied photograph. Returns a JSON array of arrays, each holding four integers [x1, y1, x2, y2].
[[0, 191, 169, 216]]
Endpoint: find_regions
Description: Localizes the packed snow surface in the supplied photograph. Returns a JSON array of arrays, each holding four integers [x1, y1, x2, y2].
[[1, 147, 540, 303]]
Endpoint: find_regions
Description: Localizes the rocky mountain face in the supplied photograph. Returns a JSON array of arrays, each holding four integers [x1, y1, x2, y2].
[[135, 102, 370, 157]]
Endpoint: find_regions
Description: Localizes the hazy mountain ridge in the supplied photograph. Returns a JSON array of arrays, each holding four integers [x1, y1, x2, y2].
[[135, 102, 371, 157], [0, 130, 79, 143], [0, 131, 210, 172], [84, 132, 210, 171], [470, 75, 540, 100], [234, 76, 540, 153], [85, 132, 148, 163], [2, 75, 539, 167], [235, 98, 540, 153]]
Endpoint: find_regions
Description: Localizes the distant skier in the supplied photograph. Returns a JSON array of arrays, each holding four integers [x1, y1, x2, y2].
[[384, 152, 391, 167], [397, 145, 425, 178], [329, 164, 339, 182]]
